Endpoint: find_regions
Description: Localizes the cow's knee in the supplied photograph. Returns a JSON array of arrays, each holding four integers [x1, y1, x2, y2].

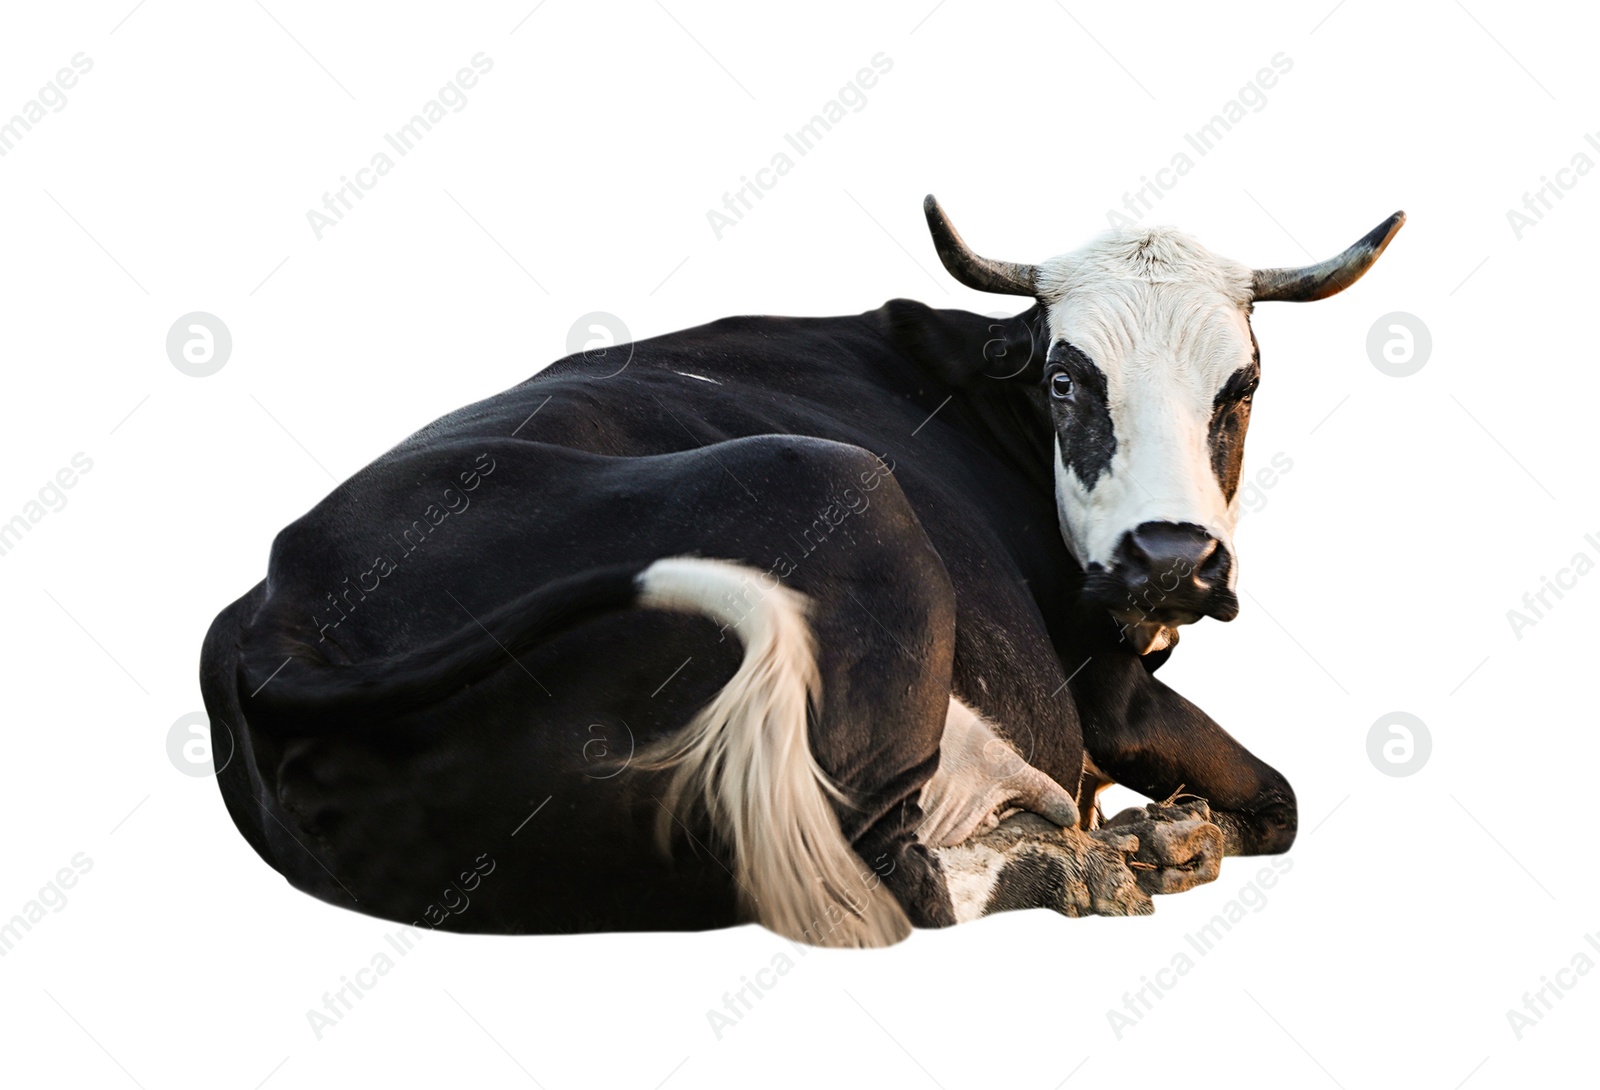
[[1205, 770, 1296, 856]]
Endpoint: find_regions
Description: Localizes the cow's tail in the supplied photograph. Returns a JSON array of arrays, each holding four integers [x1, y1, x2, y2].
[[634, 558, 911, 949]]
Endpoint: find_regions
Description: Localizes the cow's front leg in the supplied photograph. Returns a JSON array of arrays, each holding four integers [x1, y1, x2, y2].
[[930, 799, 1222, 922], [1073, 654, 1297, 856]]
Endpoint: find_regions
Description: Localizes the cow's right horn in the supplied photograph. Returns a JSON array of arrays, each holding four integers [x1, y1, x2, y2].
[[1251, 212, 1407, 302], [924, 195, 1038, 297]]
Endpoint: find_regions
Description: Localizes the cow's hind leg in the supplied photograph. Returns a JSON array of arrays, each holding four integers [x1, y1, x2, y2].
[[933, 799, 1223, 922], [621, 436, 967, 944]]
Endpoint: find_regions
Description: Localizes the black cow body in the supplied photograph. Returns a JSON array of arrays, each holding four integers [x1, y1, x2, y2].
[[201, 299, 1294, 942]]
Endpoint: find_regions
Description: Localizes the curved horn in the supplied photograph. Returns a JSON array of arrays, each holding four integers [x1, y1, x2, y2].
[[923, 194, 1038, 296], [1252, 211, 1407, 302]]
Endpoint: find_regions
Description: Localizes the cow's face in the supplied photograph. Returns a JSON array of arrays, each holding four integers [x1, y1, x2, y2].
[[1037, 232, 1256, 650], [924, 196, 1404, 653]]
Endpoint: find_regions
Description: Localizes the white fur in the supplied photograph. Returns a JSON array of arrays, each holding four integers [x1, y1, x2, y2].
[[634, 557, 910, 948], [1035, 228, 1255, 577], [917, 698, 1079, 847], [929, 841, 1007, 923]]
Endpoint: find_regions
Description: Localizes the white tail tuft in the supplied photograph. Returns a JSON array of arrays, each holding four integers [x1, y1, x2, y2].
[[635, 558, 911, 948]]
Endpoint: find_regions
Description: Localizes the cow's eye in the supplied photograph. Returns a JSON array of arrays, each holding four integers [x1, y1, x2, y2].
[[1050, 372, 1073, 400]]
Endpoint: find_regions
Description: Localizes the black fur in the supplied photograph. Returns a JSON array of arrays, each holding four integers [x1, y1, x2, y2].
[[1047, 340, 1117, 489], [1208, 353, 1259, 501]]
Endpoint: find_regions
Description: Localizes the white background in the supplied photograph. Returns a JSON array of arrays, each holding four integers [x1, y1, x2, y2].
[[0, 1, 1591, 1086]]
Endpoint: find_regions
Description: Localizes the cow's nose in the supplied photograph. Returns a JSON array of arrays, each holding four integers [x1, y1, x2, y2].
[[1114, 521, 1231, 604]]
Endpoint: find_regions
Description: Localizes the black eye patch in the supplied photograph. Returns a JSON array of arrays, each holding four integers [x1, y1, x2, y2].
[[1211, 363, 1260, 409], [1045, 341, 1109, 397], [1208, 362, 1259, 499], [1046, 340, 1116, 489]]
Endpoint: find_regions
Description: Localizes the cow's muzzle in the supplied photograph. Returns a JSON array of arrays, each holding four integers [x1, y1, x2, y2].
[[1084, 521, 1239, 638]]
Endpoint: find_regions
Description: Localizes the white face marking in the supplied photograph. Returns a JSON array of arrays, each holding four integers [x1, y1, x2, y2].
[[1035, 229, 1257, 578]]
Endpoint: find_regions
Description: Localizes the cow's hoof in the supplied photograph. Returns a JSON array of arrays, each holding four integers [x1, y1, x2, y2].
[[1068, 825, 1155, 917], [1102, 797, 1224, 895]]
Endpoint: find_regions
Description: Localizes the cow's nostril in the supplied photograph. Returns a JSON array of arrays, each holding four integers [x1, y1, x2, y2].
[[1195, 541, 1230, 585]]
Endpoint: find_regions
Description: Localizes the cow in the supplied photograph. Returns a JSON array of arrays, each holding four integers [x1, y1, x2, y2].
[[200, 196, 1403, 947]]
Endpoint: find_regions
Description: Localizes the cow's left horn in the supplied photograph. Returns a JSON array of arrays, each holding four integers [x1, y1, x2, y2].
[[924, 195, 1038, 296], [1251, 211, 1406, 302]]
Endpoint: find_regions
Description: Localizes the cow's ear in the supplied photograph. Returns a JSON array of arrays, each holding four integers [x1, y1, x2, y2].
[[973, 306, 1050, 386], [880, 299, 1047, 387]]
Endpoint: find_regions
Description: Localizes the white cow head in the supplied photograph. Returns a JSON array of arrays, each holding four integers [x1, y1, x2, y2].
[[924, 195, 1404, 654]]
